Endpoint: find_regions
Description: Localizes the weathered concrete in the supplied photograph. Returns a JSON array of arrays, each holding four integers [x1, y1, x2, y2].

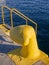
[[0, 30, 18, 65], [0, 53, 15, 65]]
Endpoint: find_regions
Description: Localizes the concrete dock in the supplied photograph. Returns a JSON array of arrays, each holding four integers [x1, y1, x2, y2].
[[0, 29, 18, 65]]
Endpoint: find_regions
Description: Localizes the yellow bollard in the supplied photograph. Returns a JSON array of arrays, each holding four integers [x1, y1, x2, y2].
[[10, 25, 40, 59], [8, 25, 49, 65]]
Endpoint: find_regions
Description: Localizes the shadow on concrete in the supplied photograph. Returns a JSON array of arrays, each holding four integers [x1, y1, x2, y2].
[[0, 44, 20, 53], [0, 36, 6, 41], [0, 35, 13, 43]]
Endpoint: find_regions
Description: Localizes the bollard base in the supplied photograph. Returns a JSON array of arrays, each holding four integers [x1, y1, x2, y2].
[[8, 48, 49, 65]]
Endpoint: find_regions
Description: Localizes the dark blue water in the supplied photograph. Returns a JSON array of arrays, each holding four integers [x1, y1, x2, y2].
[[0, 0, 49, 55]]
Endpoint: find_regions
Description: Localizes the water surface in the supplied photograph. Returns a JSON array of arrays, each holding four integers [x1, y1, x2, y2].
[[0, 0, 49, 55]]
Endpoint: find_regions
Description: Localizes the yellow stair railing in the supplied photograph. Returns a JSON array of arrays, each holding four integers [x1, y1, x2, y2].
[[2, 6, 13, 28], [1, 6, 37, 33], [12, 8, 37, 33]]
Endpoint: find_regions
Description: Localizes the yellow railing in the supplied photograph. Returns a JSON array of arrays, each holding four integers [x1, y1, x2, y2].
[[1, 6, 37, 33], [2, 6, 13, 27]]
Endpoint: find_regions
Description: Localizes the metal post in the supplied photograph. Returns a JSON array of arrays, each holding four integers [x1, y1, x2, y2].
[[26, 19, 28, 25], [2, 6, 5, 24], [36, 24, 37, 34], [10, 10, 13, 28]]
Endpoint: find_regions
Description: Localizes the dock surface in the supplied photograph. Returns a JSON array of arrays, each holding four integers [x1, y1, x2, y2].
[[0, 29, 18, 65]]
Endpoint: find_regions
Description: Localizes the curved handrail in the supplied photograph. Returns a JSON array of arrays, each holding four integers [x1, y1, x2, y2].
[[1, 6, 13, 27], [2, 6, 11, 10]]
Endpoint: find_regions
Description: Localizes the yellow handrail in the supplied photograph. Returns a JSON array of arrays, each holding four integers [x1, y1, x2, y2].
[[2, 6, 5, 24], [12, 8, 37, 33], [2, 6, 11, 10], [2, 6, 13, 28], [10, 10, 13, 28], [1, 6, 37, 33]]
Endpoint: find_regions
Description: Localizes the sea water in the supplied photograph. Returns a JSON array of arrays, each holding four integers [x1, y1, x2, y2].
[[0, 0, 49, 55]]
